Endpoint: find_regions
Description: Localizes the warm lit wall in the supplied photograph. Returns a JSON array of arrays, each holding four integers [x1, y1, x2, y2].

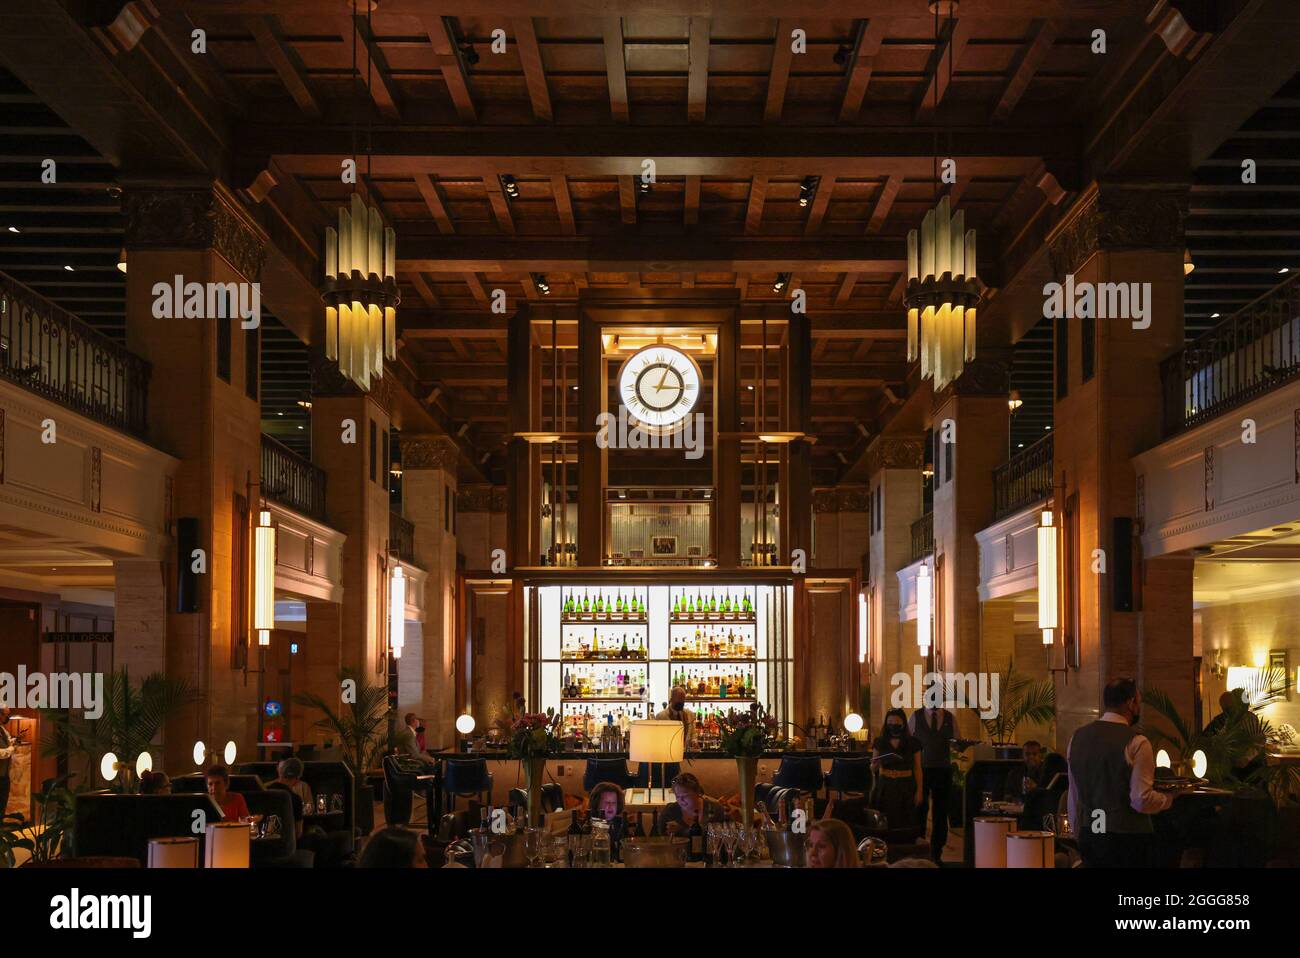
[[1199, 595, 1300, 735]]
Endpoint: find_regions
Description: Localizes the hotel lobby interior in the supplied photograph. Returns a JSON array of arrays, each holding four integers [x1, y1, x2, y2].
[[1, 0, 1300, 921]]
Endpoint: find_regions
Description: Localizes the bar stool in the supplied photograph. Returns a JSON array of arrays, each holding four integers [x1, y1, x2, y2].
[[583, 757, 635, 792], [1007, 830, 1055, 868], [973, 816, 1016, 868], [772, 754, 825, 800], [441, 758, 493, 813], [824, 756, 872, 799]]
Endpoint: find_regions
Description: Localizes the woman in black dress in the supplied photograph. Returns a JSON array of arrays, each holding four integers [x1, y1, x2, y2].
[[870, 708, 924, 839]]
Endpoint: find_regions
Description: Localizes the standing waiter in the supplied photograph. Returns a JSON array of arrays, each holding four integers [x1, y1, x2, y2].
[[1067, 677, 1172, 867], [0, 708, 15, 816], [909, 703, 955, 863]]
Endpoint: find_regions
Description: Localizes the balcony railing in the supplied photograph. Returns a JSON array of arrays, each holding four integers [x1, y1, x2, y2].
[[390, 511, 417, 566], [261, 434, 327, 523], [993, 433, 1054, 520], [910, 511, 934, 564], [0, 271, 149, 437], [1161, 272, 1300, 433]]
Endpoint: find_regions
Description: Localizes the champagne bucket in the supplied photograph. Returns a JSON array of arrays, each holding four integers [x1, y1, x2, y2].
[[764, 828, 806, 868], [620, 836, 689, 868], [468, 828, 528, 868]]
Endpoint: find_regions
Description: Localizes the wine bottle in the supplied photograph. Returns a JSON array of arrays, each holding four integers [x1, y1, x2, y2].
[[688, 817, 704, 862]]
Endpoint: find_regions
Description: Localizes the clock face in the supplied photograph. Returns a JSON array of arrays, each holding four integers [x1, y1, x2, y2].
[[617, 345, 702, 430]]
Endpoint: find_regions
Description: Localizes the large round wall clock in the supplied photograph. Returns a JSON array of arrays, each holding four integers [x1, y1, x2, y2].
[[617, 344, 703, 431]]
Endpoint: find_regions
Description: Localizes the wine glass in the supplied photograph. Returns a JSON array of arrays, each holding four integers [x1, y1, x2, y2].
[[706, 823, 723, 867], [722, 823, 741, 866], [523, 827, 543, 868]]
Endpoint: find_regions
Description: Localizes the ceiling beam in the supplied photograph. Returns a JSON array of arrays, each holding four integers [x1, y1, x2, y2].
[[803, 175, 835, 235], [684, 174, 701, 227], [245, 16, 319, 117], [618, 175, 636, 225], [834, 272, 858, 306], [992, 19, 1059, 124], [551, 174, 576, 234], [603, 18, 630, 123], [745, 176, 768, 235], [347, 15, 400, 121], [867, 174, 901, 234], [483, 175, 516, 234], [397, 236, 905, 274], [414, 173, 455, 233], [914, 17, 970, 122], [513, 17, 552, 122], [839, 18, 888, 122], [763, 19, 796, 124], [179, 1, 1144, 17], [687, 17, 711, 124], [422, 15, 476, 122]]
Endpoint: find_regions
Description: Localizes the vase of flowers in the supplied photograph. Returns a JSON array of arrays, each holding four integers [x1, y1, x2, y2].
[[718, 704, 779, 827], [508, 709, 562, 827]]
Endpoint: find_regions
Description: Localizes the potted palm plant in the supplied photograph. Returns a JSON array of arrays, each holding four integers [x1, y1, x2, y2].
[[980, 659, 1056, 758], [294, 668, 392, 835]]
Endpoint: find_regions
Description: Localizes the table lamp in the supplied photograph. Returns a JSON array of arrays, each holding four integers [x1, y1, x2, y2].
[[629, 719, 685, 800], [204, 821, 251, 868], [147, 836, 199, 868]]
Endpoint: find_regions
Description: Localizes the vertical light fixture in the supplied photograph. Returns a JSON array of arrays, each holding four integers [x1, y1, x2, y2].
[[905, 196, 981, 391], [1037, 510, 1058, 645], [389, 566, 406, 659], [916, 564, 932, 657], [322, 196, 398, 392], [858, 592, 869, 664], [253, 510, 276, 647]]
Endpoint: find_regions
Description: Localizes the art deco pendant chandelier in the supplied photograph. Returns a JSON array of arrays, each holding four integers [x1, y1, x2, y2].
[[905, 194, 980, 392], [321, 194, 398, 392]]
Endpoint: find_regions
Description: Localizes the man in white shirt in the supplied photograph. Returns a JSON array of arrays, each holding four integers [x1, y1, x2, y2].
[[1067, 678, 1173, 867], [395, 712, 436, 765], [0, 708, 14, 816]]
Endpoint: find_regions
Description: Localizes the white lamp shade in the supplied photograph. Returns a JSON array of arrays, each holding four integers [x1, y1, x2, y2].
[[1155, 749, 1171, 769], [148, 837, 199, 868], [455, 713, 476, 735], [1037, 511, 1058, 641], [916, 564, 932, 652], [253, 511, 276, 640], [223, 740, 238, 765], [857, 593, 868, 663], [1191, 749, 1208, 778], [99, 752, 119, 781], [204, 822, 251, 868], [193, 740, 207, 766], [1007, 830, 1054, 868], [390, 567, 406, 654], [974, 817, 1016, 868], [629, 720, 686, 764], [1225, 667, 1260, 702], [136, 752, 153, 777], [843, 712, 864, 734]]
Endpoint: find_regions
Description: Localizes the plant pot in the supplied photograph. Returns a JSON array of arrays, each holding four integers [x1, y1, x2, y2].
[[735, 756, 758, 828], [355, 784, 375, 836], [524, 757, 546, 829]]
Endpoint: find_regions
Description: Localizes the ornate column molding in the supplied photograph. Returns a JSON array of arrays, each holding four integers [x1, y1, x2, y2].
[[813, 486, 871, 513], [865, 435, 925, 476], [307, 346, 397, 414], [1046, 180, 1189, 278], [123, 179, 268, 281], [403, 435, 460, 472], [946, 356, 1011, 399], [458, 484, 508, 513]]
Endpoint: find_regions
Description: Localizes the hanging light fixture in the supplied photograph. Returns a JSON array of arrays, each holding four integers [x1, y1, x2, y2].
[[906, 196, 981, 391], [389, 566, 406, 659], [321, 196, 398, 392], [858, 591, 869, 664], [1037, 510, 1058, 646], [916, 563, 932, 657], [253, 509, 276, 647]]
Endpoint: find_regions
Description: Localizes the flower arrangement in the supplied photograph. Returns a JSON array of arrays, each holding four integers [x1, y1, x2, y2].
[[507, 709, 563, 760], [718, 703, 779, 758]]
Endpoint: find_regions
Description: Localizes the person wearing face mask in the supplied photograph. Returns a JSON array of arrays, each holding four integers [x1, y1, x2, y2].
[[1067, 677, 1173, 867], [651, 685, 694, 786], [869, 708, 924, 842]]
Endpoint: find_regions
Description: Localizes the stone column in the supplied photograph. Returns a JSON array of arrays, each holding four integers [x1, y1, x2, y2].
[[302, 600, 342, 739], [122, 180, 267, 770], [112, 559, 168, 678], [812, 487, 870, 569], [865, 436, 924, 731], [401, 435, 459, 750], [931, 359, 1010, 738], [1046, 181, 1194, 743], [457, 485, 507, 571]]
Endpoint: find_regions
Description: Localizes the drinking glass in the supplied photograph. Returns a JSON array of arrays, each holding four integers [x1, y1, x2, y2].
[[544, 832, 567, 867], [523, 827, 543, 868], [706, 823, 723, 867], [331, 793, 344, 813], [722, 823, 741, 866], [471, 828, 494, 867], [569, 832, 593, 868], [1042, 814, 1057, 835], [316, 794, 328, 815], [980, 790, 994, 812]]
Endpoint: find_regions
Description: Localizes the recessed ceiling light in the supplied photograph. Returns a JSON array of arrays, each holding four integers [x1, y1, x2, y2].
[[6, 225, 18, 233], [277, 411, 284, 416], [1045, 425, 1052, 430], [63, 265, 74, 271], [1210, 312, 1220, 318], [1280, 267, 1290, 274], [1017, 443, 1024, 448], [297, 425, 304, 430]]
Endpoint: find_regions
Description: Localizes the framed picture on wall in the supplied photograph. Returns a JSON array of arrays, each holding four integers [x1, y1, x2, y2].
[[629, 549, 644, 560], [687, 545, 702, 557], [652, 536, 677, 556], [1269, 649, 1291, 700]]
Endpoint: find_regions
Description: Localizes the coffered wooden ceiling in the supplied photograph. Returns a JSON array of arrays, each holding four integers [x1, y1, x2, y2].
[[1, 2, 1297, 484]]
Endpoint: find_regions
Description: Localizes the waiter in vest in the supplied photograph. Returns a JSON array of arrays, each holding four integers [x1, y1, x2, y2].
[[1067, 678, 1172, 867], [908, 703, 955, 862]]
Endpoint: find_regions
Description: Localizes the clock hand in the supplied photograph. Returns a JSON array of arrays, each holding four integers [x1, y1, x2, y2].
[[656, 363, 671, 392]]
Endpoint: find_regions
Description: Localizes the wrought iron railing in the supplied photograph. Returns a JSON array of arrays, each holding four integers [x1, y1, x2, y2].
[[1161, 272, 1300, 433], [261, 434, 328, 523], [910, 511, 934, 564], [0, 271, 149, 437], [390, 511, 417, 565], [993, 433, 1054, 519]]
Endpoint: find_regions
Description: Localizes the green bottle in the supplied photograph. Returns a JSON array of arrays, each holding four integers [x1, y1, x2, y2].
[[582, 591, 591, 614], [710, 593, 718, 613]]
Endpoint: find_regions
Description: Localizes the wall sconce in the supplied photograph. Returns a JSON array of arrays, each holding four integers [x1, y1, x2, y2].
[[389, 566, 406, 659], [1037, 510, 1058, 646], [192, 740, 238, 767], [253, 510, 276, 647], [858, 592, 869, 664], [916, 564, 932, 657]]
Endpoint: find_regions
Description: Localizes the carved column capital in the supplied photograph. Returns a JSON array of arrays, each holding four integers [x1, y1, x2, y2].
[[1047, 181, 1190, 278], [458, 484, 508, 513], [403, 435, 460, 472], [123, 179, 268, 281], [865, 435, 925, 475]]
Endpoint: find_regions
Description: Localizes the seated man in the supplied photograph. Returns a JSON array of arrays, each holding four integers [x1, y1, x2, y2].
[[269, 756, 353, 867], [266, 757, 311, 835], [395, 712, 437, 765], [206, 765, 251, 821]]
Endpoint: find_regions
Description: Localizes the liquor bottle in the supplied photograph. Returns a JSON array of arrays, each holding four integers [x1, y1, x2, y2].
[[620, 634, 629, 659], [710, 592, 718, 614], [583, 590, 591, 615], [688, 817, 705, 862], [567, 809, 583, 867], [672, 595, 680, 618]]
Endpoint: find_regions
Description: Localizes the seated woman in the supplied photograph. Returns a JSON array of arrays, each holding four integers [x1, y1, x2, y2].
[[139, 771, 171, 795], [358, 826, 426, 868], [588, 781, 625, 823], [869, 708, 923, 842], [205, 765, 251, 821], [266, 757, 311, 836], [805, 818, 859, 868], [658, 772, 730, 837]]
